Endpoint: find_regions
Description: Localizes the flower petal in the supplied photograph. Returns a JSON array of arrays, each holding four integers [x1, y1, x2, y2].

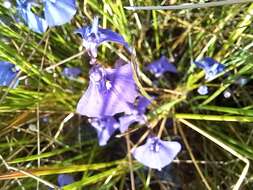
[[75, 17, 132, 58], [194, 57, 225, 81], [44, 0, 76, 26], [98, 28, 132, 53], [136, 96, 151, 114], [57, 174, 74, 187], [89, 117, 119, 146], [132, 137, 181, 170], [0, 61, 19, 88], [17, 1, 48, 33], [119, 114, 145, 133]]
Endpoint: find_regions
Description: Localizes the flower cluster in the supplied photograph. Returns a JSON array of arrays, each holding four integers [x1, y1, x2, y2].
[[17, 0, 76, 33], [75, 17, 181, 170]]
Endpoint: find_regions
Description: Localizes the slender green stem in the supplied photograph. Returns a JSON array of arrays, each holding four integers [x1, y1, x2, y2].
[[125, 0, 253, 11], [175, 113, 253, 122]]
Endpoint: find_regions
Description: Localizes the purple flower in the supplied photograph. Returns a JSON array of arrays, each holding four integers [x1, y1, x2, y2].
[[62, 67, 81, 79], [89, 117, 119, 146], [194, 57, 225, 81], [146, 56, 177, 78], [132, 136, 181, 170], [119, 96, 151, 133], [75, 16, 132, 59], [0, 61, 19, 88], [76, 62, 139, 117], [17, 0, 76, 33], [57, 174, 74, 187], [197, 85, 208, 95]]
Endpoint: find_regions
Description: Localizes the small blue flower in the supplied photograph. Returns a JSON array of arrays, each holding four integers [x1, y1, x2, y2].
[[89, 117, 119, 146], [197, 85, 208, 95], [132, 136, 181, 170], [194, 57, 225, 81], [75, 16, 132, 59], [57, 174, 74, 187], [0, 61, 19, 88], [223, 90, 231, 98], [62, 67, 81, 79], [3, 1, 12, 8], [146, 56, 177, 78], [76, 62, 139, 117], [17, 0, 76, 33]]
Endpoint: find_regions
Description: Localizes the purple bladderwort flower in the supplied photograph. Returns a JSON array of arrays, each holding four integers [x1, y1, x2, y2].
[[57, 174, 74, 187], [119, 96, 151, 133], [0, 61, 19, 88], [89, 116, 119, 146], [194, 57, 225, 81], [62, 67, 81, 79], [17, 0, 76, 33], [132, 136, 181, 170], [197, 85, 208, 95], [146, 56, 177, 78], [75, 16, 132, 60], [76, 61, 139, 117]]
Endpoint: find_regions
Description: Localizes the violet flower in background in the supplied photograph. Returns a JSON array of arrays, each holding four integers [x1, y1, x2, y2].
[[0, 61, 19, 88], [57, 174, 74, 187], [194, 57, 225, 81], [17, 0, 76, 33], [75, 16, 132, 59], [132, 136, 181, 170], [197, 85, 208, 95], [146, 56, 177, 78], [62, 67, 81, 79], [89, 117, 119, 146], [76, 62, 139, 117], [119, 96, 151, 133]]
